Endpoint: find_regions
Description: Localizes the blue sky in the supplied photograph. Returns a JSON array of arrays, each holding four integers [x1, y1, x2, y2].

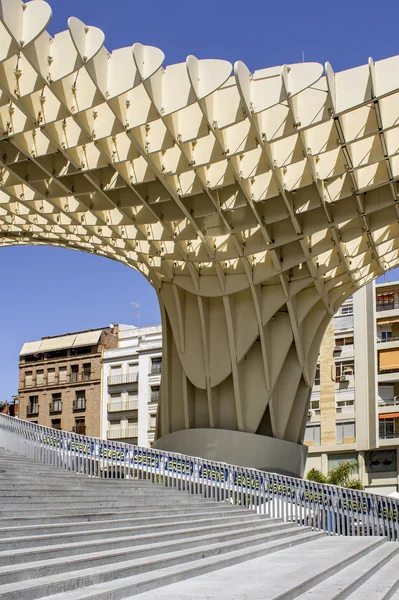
[[2, 0, 399, 399]]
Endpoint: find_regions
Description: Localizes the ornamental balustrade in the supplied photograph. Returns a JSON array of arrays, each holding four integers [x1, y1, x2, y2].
[[0, 413, 398, 540]]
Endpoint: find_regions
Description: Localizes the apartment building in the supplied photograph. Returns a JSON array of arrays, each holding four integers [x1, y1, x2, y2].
[[305, 279, 399, 495], [18, 327, 118, 437], [101, 325, 162, 447]]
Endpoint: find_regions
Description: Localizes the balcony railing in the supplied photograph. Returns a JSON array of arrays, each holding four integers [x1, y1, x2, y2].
[[21, 372, 93, 389], [150, 393, 159, 403], [377, 335, 399, 344], [150, 364, 162, 375], [26, 405, 38, 417], [379, 397, 399, 407], [49, 401, 62, 414], [107, 427, 138, 439], [376, 300, 399, 312], [73, 399, 86, 412], [108, 373, 138, 386], [379, 432, 399, 440], [108, 400, 138, 412]]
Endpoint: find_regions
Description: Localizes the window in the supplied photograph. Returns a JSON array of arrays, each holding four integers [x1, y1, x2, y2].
[[151, 357, 162, 374], [336, 399, 355, 413], [50, 393, 62, 413], [71, 365, 79, 383], [51, 418, 61, 430], [336, 421, 355, 444], [328, 453, 357, 471], [82, 363, 91, 381], [378, 326, 393, 341], [73, 418, 85, 435], [341, 305, 353, 315], [304, 424, 321, 446], [335, 336, 354, 347], [25, 371, 33, 387], [59, 367, 67, 383], [74, 390, 86, 410], [148, 414, 157, 431], [36, 369, 44, 385], [379, 418, 396, 440], [336, 361, 355, 382], [366, 450, 397, 473], [151, 386, 160, 403], [47, 368, 55, 384], [314, 365, 320, 386], [27, 395, 38, 416]]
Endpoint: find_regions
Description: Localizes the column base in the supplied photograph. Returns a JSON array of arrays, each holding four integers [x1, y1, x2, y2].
[[153, 429, 308, 478]]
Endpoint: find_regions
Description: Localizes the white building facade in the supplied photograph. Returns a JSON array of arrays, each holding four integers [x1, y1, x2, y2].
[[101, 325, 162, 448]]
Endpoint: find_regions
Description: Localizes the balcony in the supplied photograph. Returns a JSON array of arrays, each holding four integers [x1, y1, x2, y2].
[[150, 364, 162, 375], [26, 405, 38, 417], [108, 373, 138, 386], [108, 400, 138, 412], [49, 401, 62, 414], [107, 427, 138, 439], [73, 399, 86, 412]]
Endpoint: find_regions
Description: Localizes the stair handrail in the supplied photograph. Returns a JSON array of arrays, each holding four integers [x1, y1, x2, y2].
[[0, 412, 398, 540]]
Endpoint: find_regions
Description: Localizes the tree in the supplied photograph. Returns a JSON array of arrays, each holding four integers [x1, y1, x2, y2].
[[306, 460, 363, 490]]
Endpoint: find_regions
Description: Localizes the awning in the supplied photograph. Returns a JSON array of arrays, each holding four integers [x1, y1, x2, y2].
[[40, 335, 76, 351], [20, 341, 42, 356], [379, 413, 399, 419], [379, 349, 399, 371], [377, 317, 399, 325], [73, 330, 102, 347]]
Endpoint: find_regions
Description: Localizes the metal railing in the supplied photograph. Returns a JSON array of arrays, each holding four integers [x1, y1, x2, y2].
[[108, 374, 138, 386], [379, 432, 399, 440], [108, 401, 138, 412], [26, 405, 38, 417], [49, 402, 62, 414], [150, 394, 159, 403], [73, 399, 86, 412], [1, 413, 399, 540], [376, 301, 399, 312], [150, 364, 162, 375]]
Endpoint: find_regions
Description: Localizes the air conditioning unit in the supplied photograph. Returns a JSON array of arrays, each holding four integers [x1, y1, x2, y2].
[[395, 396, 399, 403], [338, 375, 349, 383]]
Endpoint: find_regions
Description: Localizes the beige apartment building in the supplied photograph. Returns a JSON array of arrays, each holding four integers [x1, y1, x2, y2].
[[305, 279, 399, 495], [18, 327, 118, 437]]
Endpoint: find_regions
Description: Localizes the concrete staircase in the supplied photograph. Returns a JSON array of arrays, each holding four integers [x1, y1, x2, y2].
[[0, 447, 398, 599]]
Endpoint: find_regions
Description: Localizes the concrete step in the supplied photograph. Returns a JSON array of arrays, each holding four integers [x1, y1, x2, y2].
[[349, 551, 399, 599], [0, 499, 219, 517], [0, 529, 322, 599], [0, 522, 304, 585], [0, 513, 268, 550], [292, 542, 399, 600], [0, 497, 208, 512], [0, 518, 291, 565], [0, 508, 256, 537], [0, 504, 241, 527]]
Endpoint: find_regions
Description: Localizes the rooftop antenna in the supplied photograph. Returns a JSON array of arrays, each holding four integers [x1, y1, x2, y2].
[[132, 302, 140, 327], [302, 50, 305, 63]]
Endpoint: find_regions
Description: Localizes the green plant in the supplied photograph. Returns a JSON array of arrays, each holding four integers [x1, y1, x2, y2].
[[306, 460, 363, 490]]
